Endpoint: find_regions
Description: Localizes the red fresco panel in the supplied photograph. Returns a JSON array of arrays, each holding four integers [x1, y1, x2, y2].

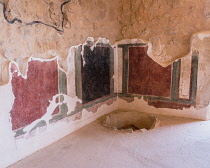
[[128, 47, 172, 97], [147, 100, 191, 110], [10, 59, 59, 130]]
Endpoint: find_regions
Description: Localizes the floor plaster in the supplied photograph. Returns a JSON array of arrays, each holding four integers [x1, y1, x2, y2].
[[8, 114, 210, 168]]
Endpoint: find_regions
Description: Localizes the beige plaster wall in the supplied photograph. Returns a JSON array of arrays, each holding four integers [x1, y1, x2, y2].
[[0, 0, 121, 85], [117, 0, 210, 65], [1, 1, 210, 167], [1, 0, 210, 81], [0, 1, 210, 116]]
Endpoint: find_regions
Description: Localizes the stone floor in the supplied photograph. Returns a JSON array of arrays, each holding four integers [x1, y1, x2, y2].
[[9, 114, 210, 168]]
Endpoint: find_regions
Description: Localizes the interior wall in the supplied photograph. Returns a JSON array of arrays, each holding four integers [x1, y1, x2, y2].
[[117, 0, 210, 65], [0, 0, 123, 85], [114, 39, 210, 120], [0, 39, 118, 168], [1, 0, 210, 167], [1, 0, 210, 83]]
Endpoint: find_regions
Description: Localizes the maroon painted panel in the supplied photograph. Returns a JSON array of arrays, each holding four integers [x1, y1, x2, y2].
[[10, 59, 59, 130], [147, 100, 191, 110], [128, 47, 172, 97]]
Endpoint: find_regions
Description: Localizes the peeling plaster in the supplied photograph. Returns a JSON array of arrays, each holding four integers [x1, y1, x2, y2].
[[9, 55, 84, 133], [0, 0, 210, 84], [0, 0, 72, 32], [114, 31, 210, 68], [10, 57, 60, 130], [64, 95, 82, 115], [23, 94, 63, 136], [23, 93, 82, 136], [81, 37, 95, 66], [1, 0, 210, 167], [115, 38, 175, 67], [1, 93, 118, 168], [0, 45, 117, 167], [118, 97, 210, 121], [0, 33, 210, 168], [86, 97, 117, 113], [115, 36, 210, 109]]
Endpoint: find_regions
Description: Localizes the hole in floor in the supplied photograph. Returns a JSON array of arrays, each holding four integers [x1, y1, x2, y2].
[[100, 110, 159, 133]]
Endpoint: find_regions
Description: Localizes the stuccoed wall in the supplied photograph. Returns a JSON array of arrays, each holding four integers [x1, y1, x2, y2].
[[0, 0, 121, 85], [1, 0, 210, 83], [1, 0, 210, 167], [117, 0, 210, 65]]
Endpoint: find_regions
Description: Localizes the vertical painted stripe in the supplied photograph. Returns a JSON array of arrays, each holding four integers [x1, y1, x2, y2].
[[171, 60, 181, 101], [113, 46, 118, 93], [190, 55, 198, 104], [75, 45, 82, 100], [110, 46, 115, 94], [59, 69, 67, 94], [122, 47, 129, 96], [58, 69, 68, 116]]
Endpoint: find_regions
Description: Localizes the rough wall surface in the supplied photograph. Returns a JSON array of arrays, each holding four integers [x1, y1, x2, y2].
[[117, 0, 210, 65], [1, 0, 210, 84], [0, 0, 121, 85], [1, 0, 210, 167], [1, 0, 210, 106]]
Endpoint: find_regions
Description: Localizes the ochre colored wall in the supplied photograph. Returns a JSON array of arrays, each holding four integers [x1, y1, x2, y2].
[[1, 1, 210, 167], [1, 0, 210, 83]]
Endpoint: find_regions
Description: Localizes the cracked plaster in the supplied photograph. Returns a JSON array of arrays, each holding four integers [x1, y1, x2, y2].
[[1, 1, 210, 167], [0, 0, 210, 85]]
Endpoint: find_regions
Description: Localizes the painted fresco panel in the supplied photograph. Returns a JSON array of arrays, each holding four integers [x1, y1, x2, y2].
[[128, 46, 172, 97], [82, 45, 110, 104], [147, 100, 191, 110], [10, 59, 59, 130]]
